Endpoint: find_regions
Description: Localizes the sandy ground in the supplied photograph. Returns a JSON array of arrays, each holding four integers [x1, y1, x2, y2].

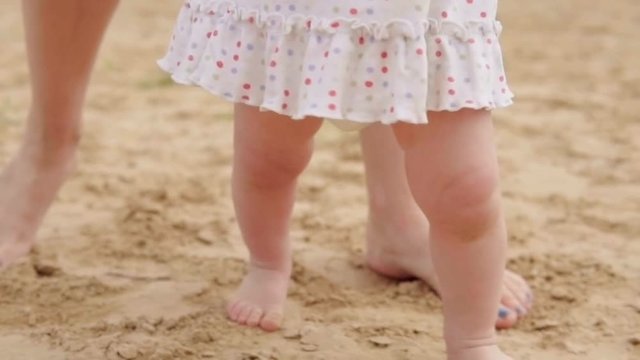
[[0, 1, 639, 359]]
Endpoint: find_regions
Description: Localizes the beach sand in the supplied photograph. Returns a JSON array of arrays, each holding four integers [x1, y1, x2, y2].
[[0, 1, 638, 359]]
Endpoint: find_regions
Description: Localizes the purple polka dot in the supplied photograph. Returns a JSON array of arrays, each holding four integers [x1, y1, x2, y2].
[[464, 77, 471, 83], [332, 48, 341, 54], [223, 92, 232, 98], [366, 8, 374, 15], [366, 67, 374, 73], [288, 4, 296, 11], [229, 25, 237, 31], [308, 64, 316, 71], [259, 85, 266, 91], [311, 103, 318, 109], [269, 74, 276, 81], [274, 4, 282, 11], [287, 49, 294, 56], [405, 92, 413, 99], [247, 44, 255, 51], [231, 68, 238, 74], [316, 36, 323, 44], [382, 81, 389, 88], [221, 49, 227, 55], [435, 64, 442, 70]]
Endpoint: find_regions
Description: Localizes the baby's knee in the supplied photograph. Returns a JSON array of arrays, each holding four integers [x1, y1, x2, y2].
[[237, 141, 312, 189], [429, 166, 501, 240]]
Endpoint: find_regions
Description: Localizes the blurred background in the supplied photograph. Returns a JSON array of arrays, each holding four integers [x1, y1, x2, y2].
[[0, 1, 638, 359]]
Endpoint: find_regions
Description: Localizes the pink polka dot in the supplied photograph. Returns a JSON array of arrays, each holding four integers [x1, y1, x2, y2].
[[435, 50, 442, 57], [213, 30, 219, 37], [233, 54, 240, 61], [467, 38, 476, 44], [236, 41, 242, 48], [447, 76, 455, 83], [248, 16, 255, 24], [441, 11, 448, 18], [467, 0, 474, 3], [331, 21, 340, 28], [270, 60, 277, 67], [486, 38, 493, 44], [448, 89, 456, 95], [329, 90, 337, 97], [305, 78, 312, 85], [480, 11, 487, 18], [365, 81, 374, 88], [282, 103, 288, 110], [435, 37, 442, 44], [216, 61, 224, 68], [390, 106, 395, 113], [243, 83, 251, 90], [324, 51, 329, 58], [188, 55, 194, 61], [358, 36, 365, 45], [241, 95, 250, 101], [381, 51, 388, 59], [381, 66, 389, 74], [328, 104, 337, 110], [499, 75, 505, 82], [350, 8, 358, 15], [206, 32, 212, 38], [284, 89, 291, 96], [274, 46, 280, 53], [306, 20, 312, 29], [416, 48, 425, 55]]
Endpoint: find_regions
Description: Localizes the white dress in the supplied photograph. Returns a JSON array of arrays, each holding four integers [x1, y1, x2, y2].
[[159, 0, 513, 127]]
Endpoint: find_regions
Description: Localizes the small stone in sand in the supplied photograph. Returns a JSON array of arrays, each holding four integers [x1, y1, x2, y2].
[[116, 344, 139, 360], [368, 336, 394, 348], [301, 344, 319, 352], [628, 335, 640, 346], [282, 328, 301, 340]]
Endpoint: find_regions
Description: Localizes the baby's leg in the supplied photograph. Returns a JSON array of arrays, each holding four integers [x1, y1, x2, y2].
[[393, 110, 510, 360], [360, 124, 532, 329], [228, 104, 322, 331], [0, 0, 119, 268]]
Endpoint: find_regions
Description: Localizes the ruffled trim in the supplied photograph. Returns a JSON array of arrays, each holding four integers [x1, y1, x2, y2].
[[159, 0, 514, 125]]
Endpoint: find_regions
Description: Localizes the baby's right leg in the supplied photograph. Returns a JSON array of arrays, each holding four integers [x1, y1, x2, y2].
[[228, 104, 322, 331]]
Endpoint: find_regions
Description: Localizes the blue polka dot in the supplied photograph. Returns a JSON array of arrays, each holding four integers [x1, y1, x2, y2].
[[316, 36, 323, 44], [289, 4, 296, 11], [405, 92, 413, 99], [224, 92, 232, 98]]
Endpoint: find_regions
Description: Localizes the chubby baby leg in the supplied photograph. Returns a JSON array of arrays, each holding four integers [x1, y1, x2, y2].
[[227, 104, 322, 331]]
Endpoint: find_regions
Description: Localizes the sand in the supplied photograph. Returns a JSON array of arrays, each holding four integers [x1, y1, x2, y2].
[[0, 1, 638, 359]]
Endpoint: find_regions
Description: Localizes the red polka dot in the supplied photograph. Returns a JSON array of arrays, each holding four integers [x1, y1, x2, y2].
[[284, 89, 291, 96], [243, 83, 251, 90], [188, 55, 194, 61], [381, 51, 388, 59], [324, 51, 329, 58], [213, 30, 218, 37], [241, 95, 250, 101], [486, 38, 493, 44], [305, 78, 312, 85], [248, 16, 255, 24], [467, 0, 474, 3], [499, 75, 505, 82], [329, 90, 337, 97], [350, 8, 358, 15], [441, 11, 448, 18], [467, 38, 476, 44], [216, 61, 224, 68], [328, 104, 337, 110], [381, 66, 389, 74], [331, 21, 340, 28], [176, 61, 181, 67], [501, 88, 507, 94], [236, 41, 242, 48], [359, 36, 365, 45], [435, 37, 442, 44], [416, 48, 425, 55], [270, 60, 277, 67], [447, 76, 455, 83], [390, 106, 395, 113], [480, 11, 487, 18], [435, 50, 442, 57], [365, 81, 374, 88], [274, 46, 280, 53], [233, 54, 240, 61], [282, 103, 288, 110], [306, 20, 312, 29], [206, 32, 212, 38], [448, 89, 456, 95]]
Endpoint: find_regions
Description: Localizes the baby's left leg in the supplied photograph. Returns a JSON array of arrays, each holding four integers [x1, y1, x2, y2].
[[228, 104, 322, 331]]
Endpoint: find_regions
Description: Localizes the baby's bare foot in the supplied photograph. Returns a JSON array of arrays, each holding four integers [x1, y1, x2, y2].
[[226, 263, 290, 332], [448, 344, 512, 360], [0, 146, 74, 269], [365, 211, 533, 329]]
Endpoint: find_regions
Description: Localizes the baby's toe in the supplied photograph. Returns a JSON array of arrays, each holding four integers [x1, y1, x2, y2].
[[246, 307, 264, 327], [259, 310, 283, 332]]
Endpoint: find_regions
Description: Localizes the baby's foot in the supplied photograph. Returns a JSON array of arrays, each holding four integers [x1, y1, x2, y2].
[[226, 263, 291, 332], [365, 211, 533, 329], [0, 146, 75, 269], [448, 344, 512, 360]]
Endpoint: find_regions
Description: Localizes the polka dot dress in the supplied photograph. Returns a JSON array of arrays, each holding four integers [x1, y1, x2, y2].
[[159, 0, 513, 128]]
